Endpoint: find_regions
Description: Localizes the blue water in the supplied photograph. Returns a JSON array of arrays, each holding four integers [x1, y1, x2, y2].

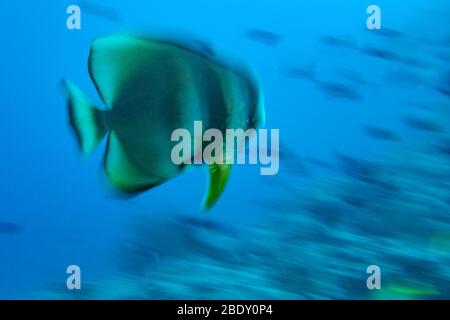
[[0, 0, 449, 299]]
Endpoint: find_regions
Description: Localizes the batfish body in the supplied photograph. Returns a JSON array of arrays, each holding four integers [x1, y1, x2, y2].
[[62, 35, 265, 210]]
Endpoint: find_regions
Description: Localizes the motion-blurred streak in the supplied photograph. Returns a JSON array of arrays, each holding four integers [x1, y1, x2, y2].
[[245, 29, 283, 47], [363, 126, 401, 142], [0, 222, 23, 235], [79, 1, 122, 22]]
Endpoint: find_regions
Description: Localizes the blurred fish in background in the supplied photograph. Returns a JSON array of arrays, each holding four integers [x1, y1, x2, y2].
[[363, 126, 401, 142], [245, 29, 283, 47], [45, 129, 450, 299], [319, 34, 357, 50], [280, 63, 316, 82], [78, 1, 122, 22], [435, 71, 450, 97], [365, 27, 406, 40], [315, 80, 363, 102], [0, 222, 23, 235], [402, 115, 444, 133]]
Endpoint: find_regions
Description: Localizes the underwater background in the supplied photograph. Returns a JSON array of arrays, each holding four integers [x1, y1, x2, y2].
[[0, 0, 449, 299]]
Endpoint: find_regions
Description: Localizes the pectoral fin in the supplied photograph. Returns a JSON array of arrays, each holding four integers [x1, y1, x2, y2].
[[202, 164, 232, 210]]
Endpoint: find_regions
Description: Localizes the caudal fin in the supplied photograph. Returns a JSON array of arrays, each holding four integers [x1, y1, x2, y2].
[[62, 80, 108, 154]]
